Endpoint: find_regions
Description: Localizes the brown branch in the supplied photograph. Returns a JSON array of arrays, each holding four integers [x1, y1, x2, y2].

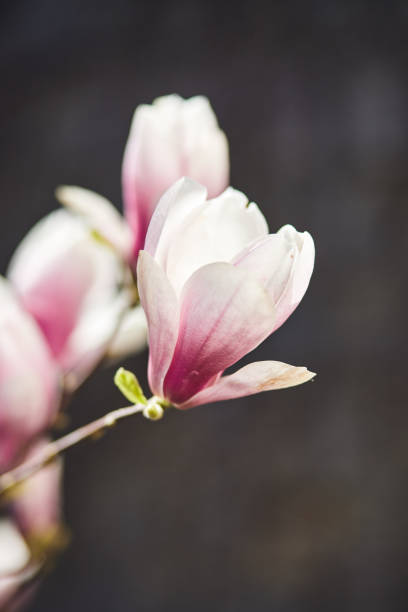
[[0, 403, 145, 495]]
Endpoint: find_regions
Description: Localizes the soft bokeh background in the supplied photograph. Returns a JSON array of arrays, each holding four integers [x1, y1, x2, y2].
[[1, 1, 407, 610]]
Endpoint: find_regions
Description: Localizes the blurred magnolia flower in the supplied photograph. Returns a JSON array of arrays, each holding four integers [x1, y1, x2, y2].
[[0, 279, 60, 472], [0, 519, 33, 610], [8, 210, 128, 389], [56, 94, 229, 265], [0, 440, 64, 610], [11, 440, 64, 546], [137, 178, 315, 409]]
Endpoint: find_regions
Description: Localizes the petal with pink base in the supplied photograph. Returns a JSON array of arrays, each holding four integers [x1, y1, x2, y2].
[[180, 361, 316, 409], [163, 263, 275, 405], [0, 279, 59, 472], [8, 210, 124, 384], [122, 95, 229, 257], [137, 251, 180, 397]]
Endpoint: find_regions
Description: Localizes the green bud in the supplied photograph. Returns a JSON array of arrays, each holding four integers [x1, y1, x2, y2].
[[143, 403, 164, 421], [114, 367, 147, 405]]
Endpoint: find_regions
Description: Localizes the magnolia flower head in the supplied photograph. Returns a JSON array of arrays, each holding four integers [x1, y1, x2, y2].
[[136, 178, 315, 410], [8, 210, 126, 390], [0, 440, 64, 610], [56, 94, 229, 266], [122, 94, 229, 258]]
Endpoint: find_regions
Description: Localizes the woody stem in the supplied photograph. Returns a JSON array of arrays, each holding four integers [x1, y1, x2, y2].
[[0, 403, 145, 495]]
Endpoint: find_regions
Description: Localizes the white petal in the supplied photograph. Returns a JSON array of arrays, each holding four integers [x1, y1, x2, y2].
[[107, 305, 148, 360], [164, 187, 268, 295], [233, 225, 315, 331], [0, 520, 30, 575], [144, 177, 207, 260], [56, 185, 133, 260]]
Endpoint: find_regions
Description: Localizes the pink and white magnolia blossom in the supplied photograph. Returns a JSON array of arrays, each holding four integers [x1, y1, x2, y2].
[[0, 440, 63, 611], [8, 210, 127, 388], [137, 178, 315, 409], [0, 279, 60, 472], [11, 440, 63, 541], [56, 94, 229, 265], [55, 95, 228, 361]]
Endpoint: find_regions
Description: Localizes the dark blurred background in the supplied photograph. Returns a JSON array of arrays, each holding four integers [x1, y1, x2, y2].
[[1, 0, 408, 610]]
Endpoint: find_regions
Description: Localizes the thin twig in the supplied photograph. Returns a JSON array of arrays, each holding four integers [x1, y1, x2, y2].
[[0, 403, 145, 495]]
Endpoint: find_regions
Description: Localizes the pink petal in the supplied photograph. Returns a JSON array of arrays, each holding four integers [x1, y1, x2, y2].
[[8, 210, 123, 384], [233, 225, 315, 332], [163, 263, 275, 405], [16, 248, 93, 359], [137, 251, 180, 397], [0, 279, 60, 472], [180, 361, 316, 408]]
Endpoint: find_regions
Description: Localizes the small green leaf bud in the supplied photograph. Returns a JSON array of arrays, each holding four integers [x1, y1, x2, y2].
[[114, 367, 147, 405]]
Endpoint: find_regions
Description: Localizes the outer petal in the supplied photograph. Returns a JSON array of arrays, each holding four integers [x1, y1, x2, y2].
[[181, 95, 229, 197], [0, 279, 59, 472], [163, 263, 275, 405], [137, 251, 179, 397], [180, 361, 316, 409], [56, 185, 133, 260], [233, 225, 315, 331], [8, 210, 124, 386], [122, 95, 229, 257], [107, 305, 148, 360], [164, 187, 269, 295]]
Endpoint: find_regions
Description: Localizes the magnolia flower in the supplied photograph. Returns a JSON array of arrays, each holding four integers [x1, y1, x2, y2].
[[8, 210, 126, 389], [0, 279, 60, 471], [137, 178, 315, 409], [55, 95, 228, 363], [0, 441, 63, 610], [11, 440, 63, 543], [56, 94, 229, 265]]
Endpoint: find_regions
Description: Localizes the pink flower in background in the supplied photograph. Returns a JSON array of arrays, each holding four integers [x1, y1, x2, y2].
[[8, 210, 128, 389], [0, 279, 60, 472], [56, 94, 229, 265], [11, 440, 63, 541], [0, 440, 63, 610], [137, 178, 315, 409]]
